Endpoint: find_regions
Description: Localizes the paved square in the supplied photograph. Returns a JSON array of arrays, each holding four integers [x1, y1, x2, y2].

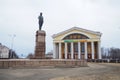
[[0, 63, 120, 80]]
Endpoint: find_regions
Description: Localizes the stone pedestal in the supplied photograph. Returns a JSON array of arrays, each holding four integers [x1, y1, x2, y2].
[[34, 30, 46, 59]]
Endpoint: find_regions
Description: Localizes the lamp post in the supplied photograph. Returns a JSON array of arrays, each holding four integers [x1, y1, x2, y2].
[[9, 34, 16, 58]]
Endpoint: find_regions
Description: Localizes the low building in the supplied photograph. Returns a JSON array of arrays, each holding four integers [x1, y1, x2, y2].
[[0, 43, 19, 59], [52, 27, 102, 60], [0, 43, 9, 58], [45, 52, 53, 59]]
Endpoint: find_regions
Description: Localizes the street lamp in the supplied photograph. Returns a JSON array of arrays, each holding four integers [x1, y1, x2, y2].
[[9, 34, 16, 58]]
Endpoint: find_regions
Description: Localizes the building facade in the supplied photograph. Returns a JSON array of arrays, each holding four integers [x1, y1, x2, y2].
[[52, 27, 102, 60], [0, 43, 9, 58], [0, 43, 19, 59]]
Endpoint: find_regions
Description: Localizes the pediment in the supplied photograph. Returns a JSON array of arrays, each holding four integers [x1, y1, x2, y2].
[[52, 27, 102, 41]]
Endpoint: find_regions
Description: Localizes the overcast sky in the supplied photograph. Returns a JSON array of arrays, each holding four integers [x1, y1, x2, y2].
[[0, 0, 120, 57]]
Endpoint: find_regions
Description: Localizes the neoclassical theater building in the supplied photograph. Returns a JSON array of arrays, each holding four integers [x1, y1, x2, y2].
[[52, 27, 102, 60]]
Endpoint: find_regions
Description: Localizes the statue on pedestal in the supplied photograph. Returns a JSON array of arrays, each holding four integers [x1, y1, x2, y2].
[[35, 12, 45, 59], [38, 12, 44, 30]]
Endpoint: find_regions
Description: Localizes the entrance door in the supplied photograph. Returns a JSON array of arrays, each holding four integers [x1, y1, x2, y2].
[[88, 54, 91, 59]]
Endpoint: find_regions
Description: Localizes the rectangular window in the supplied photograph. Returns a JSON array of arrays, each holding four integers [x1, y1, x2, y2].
[[74, 43, 78, 52], [68, 43, 71, 52], [81, 43, 85, 52]]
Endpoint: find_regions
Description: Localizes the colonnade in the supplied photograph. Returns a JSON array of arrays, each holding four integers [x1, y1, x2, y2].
[[53, 41, 101, 60]]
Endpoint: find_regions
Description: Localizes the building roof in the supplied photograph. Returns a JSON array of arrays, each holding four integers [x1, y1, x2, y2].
[[52, 27, 102, 38], [0, 44, 9, 50]]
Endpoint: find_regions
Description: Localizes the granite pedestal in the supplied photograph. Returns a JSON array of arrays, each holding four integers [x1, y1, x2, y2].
[[34, 30, 46, 59]]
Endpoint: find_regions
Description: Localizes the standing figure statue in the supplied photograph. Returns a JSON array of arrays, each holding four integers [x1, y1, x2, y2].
[[38, 12, 44, 30]]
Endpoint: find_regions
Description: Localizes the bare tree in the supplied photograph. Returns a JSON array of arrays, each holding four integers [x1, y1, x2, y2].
[[109, 48, 120, 60], [26, 53, 34, 59]]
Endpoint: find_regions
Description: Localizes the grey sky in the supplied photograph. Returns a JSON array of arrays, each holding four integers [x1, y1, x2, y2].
[[0, 0, 120, 57]]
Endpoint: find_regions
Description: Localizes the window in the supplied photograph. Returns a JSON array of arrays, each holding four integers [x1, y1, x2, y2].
[[68, 43, 71, 52], [63, 33, 89, 40], [74, 43, 78, 52], [81, 43, 85, 52]]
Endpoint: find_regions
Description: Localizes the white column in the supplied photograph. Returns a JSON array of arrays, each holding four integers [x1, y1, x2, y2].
[[59, 42, 61, 59], [65, 43, 67, 59], [91, 41, 94, 59], [56, 44, 59, 59], [98, 41, 102, 59], [78, 42, 81, 59], [71, 42, 74, 59], [53, 43, 56, 59], [85, 42, 88, 59]]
